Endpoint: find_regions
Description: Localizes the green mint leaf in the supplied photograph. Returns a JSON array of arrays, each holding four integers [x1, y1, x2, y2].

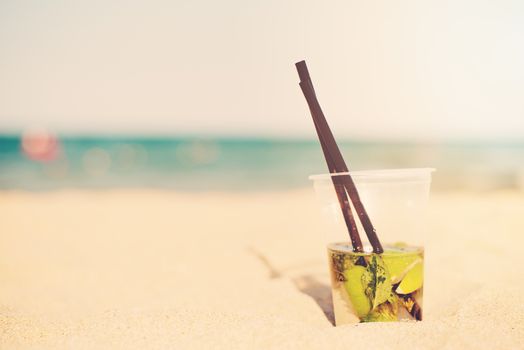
[[363, 255, 393, 310]]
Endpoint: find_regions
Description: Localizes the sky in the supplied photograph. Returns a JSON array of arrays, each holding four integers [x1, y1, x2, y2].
[[1, 0, 523, 140]]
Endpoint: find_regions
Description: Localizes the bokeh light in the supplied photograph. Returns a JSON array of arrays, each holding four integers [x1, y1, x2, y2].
[[82, 148, 111, 177], [21, 128, 61, 162]]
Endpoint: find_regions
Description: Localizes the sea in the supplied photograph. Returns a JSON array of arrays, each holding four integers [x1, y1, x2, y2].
[[0, 135, 523, 191]]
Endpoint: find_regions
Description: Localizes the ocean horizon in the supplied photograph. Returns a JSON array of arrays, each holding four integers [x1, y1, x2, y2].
[[0, 134, 523, 191]]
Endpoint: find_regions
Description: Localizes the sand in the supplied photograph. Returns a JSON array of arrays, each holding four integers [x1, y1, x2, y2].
[[1, 189, 523, 349]]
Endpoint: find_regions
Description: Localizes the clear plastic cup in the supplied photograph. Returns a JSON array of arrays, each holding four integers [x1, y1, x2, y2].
[[309, 168, 434, 325]]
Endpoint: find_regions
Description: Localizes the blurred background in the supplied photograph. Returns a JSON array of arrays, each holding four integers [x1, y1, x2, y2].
[[1, 0, 523, 191], [2, 2, 524, 347]]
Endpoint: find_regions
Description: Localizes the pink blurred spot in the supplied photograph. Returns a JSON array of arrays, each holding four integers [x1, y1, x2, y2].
[[21, 128, 61, 162]]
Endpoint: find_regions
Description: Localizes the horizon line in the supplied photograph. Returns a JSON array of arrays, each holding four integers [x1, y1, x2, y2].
[[0, 132, 523, 145]]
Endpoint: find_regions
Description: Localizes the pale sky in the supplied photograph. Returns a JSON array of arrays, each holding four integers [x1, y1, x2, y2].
[[1, 0, 523, 140]]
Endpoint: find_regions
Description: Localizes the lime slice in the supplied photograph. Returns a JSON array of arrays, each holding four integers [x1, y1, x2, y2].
[[382, 254, 422, 284], [364, 300, 398, 322], [395, 261, 423, 294], [343, 266, 371, 318]]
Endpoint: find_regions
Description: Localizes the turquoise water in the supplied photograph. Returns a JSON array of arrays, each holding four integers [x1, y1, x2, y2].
[[0, 135, 523, 191]]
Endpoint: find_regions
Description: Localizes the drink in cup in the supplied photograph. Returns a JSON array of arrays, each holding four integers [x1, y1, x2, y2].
[[296, 60, 433, 325], [328, 242, 423, 324], [310, 168, 433, 325]]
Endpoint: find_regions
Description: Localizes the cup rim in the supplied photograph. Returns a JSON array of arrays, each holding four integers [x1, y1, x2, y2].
[[308, 167, 435, 181], [327, 242, 425, 256]]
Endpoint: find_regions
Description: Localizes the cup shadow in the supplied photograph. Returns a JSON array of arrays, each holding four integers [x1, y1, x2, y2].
[[247, 247, 335, 326], [292, 275, 335, 325]]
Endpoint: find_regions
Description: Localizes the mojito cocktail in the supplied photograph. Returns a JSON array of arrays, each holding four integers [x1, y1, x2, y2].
[[328, 242, 423, 324]]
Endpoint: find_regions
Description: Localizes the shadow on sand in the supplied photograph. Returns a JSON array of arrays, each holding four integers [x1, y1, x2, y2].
[[247, 247, 335, 326]]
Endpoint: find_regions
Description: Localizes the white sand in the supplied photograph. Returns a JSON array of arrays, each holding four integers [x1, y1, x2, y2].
[[1, 190, 523, 349]]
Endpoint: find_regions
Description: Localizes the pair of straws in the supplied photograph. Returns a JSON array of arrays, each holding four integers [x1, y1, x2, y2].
[[295, 60, 383, 254]]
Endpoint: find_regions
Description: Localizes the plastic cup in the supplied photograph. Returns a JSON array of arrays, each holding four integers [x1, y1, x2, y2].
[[309, 168, 434, 325]]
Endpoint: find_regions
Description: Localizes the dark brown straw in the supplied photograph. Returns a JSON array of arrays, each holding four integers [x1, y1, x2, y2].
[[296, 60, 383, 254], [297, 70, 362, 251], [300, 83, 363, 252]]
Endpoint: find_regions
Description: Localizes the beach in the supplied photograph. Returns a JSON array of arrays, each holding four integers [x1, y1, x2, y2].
[[1, 189, 523, 349]]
